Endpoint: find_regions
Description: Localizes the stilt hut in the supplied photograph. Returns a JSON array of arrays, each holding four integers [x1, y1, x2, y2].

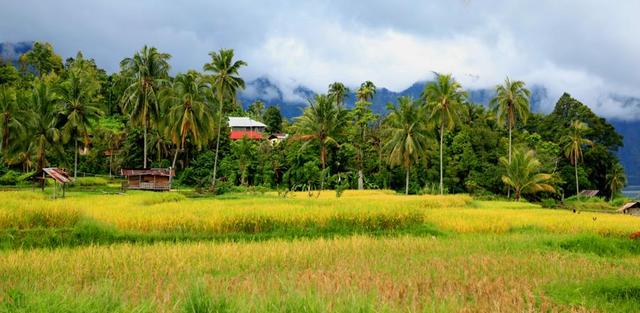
[[121, 168, 175, 191]]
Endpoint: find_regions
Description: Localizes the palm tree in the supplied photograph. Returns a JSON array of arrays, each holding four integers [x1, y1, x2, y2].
[[234, 137, 254, 186], [423, 73, 467, 195], [490, 77, 530, 164], [356, 81, 376, 102], [384, 96, 430, 194], [562, 120, 593, 197], [606, 162, 626, 200], [352, 81, 377, 190], [120, 46, 171, 168], [500, 149, 555, 201], [56, 54, 103, 178], [328, 82, 349, 107], [295, 94, 347, 190], [164, 71, 213, 169], [203, 48, 247, 191], [0, 85, 27, 158], [28, 79, 62, 189]]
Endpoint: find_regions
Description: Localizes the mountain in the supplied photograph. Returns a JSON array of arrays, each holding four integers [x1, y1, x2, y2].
[[239, 77, 637, 185]]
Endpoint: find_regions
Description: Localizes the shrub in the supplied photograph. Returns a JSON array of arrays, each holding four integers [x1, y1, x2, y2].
[[0, 170, 19, 185]]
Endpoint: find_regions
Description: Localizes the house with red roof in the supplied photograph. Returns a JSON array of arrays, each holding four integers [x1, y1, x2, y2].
[[228, 117, 267, 141]]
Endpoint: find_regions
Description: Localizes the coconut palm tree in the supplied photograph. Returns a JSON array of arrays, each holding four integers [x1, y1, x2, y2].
[[606, 162, 626, 200], [500, 149, 555, 201], [384, 96, 430, 195], [490, 77, 530, 164], [352, 81, 377, 190], [164, 71, 213, 169], [0, 85, 27, 158], [562, 120, 593, 197], [356, 81, 376, 102], [27, 79, 62, 189], [328, 82, 349, 107], [295, 94, 348, 190], [203, 48, 247, 191], [119, 46, 171, 168], [56, 54, 103, 178], [423, 73, 467, 195]]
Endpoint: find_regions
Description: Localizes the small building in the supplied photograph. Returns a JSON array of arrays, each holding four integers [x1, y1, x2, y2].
[[228, 117, 267, 141], [121, 168, 175, 191], [579, 190, 600, 197], [618, 202, 640, 216], [28, 167, 73, 198]]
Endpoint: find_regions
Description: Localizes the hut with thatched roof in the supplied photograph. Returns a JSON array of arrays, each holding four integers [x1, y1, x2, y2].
[[618, 202, 640, 216]]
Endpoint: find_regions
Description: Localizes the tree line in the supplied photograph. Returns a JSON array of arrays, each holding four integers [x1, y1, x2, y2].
[[0, 42, 627, 200]]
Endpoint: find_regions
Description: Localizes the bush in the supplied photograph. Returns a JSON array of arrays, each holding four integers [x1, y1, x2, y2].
[[564, 196, 616, 211], [0, 170, 19, 185]]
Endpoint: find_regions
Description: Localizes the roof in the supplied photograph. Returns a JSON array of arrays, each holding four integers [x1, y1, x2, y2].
[[230, 130, 264, 140], [618, 202, 640, 212], [228, 117, 267, 128], [579, 190, 599, 197], [43, 167, 73, 184], [121, 168, 175, 177]]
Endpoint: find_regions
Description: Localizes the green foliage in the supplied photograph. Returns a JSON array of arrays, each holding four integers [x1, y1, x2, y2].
[[500, 149, 555, 201]]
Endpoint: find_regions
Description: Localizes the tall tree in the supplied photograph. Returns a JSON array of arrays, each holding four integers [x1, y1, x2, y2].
[[203, 48, 247, 191], [56, 52, 103, 178], [500, 149, 555, 201], [119, 46, 171, 168], [489, 77, 530, 164], [263, 105, 283, 134], [28, 79, 62, 188], [606, 162, 626, 200], [562, 120, 593, 197], [247, 100, 265, 121], [22, 42, 64, 78], [423, 73, 467, 195], [353, 81, 377, 190], [356, 81, 376, 103], [295, 94, 347, 190], [328, 82, 349, 108], [164, 71, 213, 169], [0, 85, 27, 158], [384, 97, 430, 194]]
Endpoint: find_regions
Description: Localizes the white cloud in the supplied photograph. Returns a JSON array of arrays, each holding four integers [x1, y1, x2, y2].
[[1, 0, 639, 119]]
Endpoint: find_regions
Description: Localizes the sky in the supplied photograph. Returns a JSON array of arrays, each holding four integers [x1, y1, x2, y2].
[[2, 0, 640, 119]]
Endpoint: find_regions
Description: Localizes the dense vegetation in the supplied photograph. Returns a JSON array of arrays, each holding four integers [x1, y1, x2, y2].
[[0, 42, 627, 200]]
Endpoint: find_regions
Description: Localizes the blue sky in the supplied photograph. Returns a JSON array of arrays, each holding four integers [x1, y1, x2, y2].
[[2, 0, 639, 119]]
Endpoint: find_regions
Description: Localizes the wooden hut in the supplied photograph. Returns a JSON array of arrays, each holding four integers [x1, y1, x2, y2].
[[618, 202, 640, 216], [578, 190, 600, 197], [121, 168, 175, 191]]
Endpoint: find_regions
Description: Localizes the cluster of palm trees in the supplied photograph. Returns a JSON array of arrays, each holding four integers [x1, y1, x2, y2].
[[119, 46, 246, 191]]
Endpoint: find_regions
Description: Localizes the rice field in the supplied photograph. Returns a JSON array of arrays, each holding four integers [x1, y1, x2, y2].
[[1, 190, 640, 312]]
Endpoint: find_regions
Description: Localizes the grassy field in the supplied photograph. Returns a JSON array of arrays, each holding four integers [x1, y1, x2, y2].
[[1, 190, 640, 312]]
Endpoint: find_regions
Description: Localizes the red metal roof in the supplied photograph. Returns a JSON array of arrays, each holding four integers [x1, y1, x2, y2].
[[121, 168, 175, 177], [230, 130, 263, 140], [43, 167, 73, 184]]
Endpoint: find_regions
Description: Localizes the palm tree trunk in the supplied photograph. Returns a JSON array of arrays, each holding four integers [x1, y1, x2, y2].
[[405, 166, 410, 195], [211, 92, 224, 191], [172, 144, 180, 169], [575, 159, 580, 198], [507, 124, 512, 199], [439, 123, 444, 195], [143, 122, 148, 168], [74, 140, 78, 179], [109, 153, 113, 178], [320, 144, 326, 190], [358, 169, 364, 190]]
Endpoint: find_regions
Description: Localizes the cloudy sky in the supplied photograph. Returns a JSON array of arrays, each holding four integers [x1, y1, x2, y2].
[[2, 0, 639, 119]]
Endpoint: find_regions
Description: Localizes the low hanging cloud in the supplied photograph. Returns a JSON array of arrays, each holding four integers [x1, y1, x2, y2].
[[1, 0, 639, 119]]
